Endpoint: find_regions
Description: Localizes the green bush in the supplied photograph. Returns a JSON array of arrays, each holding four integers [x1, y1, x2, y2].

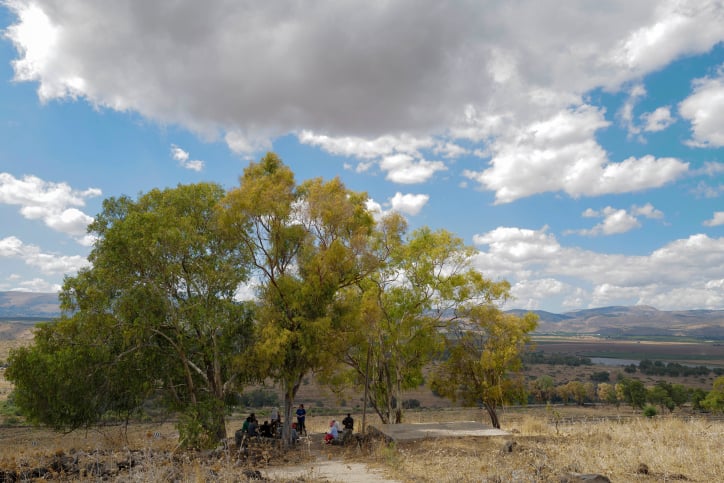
[[237, 389, 279, 408], [643, 405, 658, 418]]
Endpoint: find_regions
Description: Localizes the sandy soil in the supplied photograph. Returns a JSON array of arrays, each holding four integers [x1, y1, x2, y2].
[[263, 433, 400, 482]]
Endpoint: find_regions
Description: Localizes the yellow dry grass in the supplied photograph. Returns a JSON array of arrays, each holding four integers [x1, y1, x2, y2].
[[354, 409, 724, 482], [0, 408, 722, 482]]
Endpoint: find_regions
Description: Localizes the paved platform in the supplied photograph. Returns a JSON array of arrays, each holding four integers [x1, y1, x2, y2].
[[371, 421, 509, 441]]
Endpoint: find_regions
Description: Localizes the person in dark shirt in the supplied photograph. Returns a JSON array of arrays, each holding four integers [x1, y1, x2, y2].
[[342, 413, 354, 431], [248, 418, 259, 437], [295, 403, 307, 435], [260, 420, 272, 437]]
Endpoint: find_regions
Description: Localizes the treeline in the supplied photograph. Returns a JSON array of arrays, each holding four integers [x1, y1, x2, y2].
[[526, 352, 724, 378], [623, 359, 724, 377], [528, 375, 724, 414], [524, 351, 593, 366]]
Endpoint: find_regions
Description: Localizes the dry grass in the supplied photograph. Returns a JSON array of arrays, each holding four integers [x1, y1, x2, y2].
[[351, 408, 724, 482], [0, 408, 722, 481]]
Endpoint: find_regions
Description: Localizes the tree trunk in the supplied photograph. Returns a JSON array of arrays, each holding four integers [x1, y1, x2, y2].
[[212, 403, 227, 442], [484, 402, 500, 429]]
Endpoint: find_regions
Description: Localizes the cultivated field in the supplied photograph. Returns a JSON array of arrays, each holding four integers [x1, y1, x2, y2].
[[533, 336, 724, 365]]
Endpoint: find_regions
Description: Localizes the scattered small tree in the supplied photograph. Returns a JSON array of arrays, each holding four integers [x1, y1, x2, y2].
[[701, 376, 724, 412], [430, 307, 537, 428]]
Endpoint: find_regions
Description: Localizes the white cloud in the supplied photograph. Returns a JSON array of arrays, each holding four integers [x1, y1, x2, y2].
[[16, 278, 62, 292], [463, 106, 688, 203], [632, 202, 664, 219], [618, 84, 646, 137], [0, 172, 100, 242], [472, 226, 724, 311], [509, 278, 568, 310], [579, 208, 640, 236], [380, 154, 446, 184], [680, 68, 724, 147], [170, 144, 204, 171], [300, 131, 448, 184], [0, 236, 89, 274], [389, 192, 429, 216], [6, 0, 723, 164], [691, 180, 724, 198], [703, 211, 724, 227], [568, 203, 664, 236], [642, 106, 675, 132]]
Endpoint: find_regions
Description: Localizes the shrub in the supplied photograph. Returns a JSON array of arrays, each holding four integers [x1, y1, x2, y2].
[[643, 405, 658, 418], [238, 389, 279, 408], [402, 399, 421, 409]]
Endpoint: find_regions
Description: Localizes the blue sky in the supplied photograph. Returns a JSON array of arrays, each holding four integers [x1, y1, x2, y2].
[[0, 1, 723, 313]]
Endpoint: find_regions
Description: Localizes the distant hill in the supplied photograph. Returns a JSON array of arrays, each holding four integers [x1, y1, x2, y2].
[[0, 291, 60, 319], [508, 305, 724, 339], [1, 291, 723, 339]]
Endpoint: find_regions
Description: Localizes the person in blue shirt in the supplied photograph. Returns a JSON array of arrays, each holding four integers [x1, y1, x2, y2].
[[295, 403, 307, 435]]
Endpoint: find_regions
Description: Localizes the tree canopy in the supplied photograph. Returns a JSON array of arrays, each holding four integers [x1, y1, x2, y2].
[[7, 152, 536, 445], [8, 182, 257, 447], [218, 153, 381, 442], [430, 307, 538, 428]]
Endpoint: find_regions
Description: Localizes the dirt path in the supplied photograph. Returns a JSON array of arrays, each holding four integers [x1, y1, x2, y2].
[[262, 434, 400, 483]]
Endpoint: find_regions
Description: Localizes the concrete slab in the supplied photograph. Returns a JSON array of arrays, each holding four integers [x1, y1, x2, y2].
[[371, 421, 509, 442]]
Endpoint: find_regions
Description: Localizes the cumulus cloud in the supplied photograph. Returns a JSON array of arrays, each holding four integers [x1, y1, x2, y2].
[[463, 106, 688, 203], [619, 84, 647, 137], [703, 211, 724, 227], [0, 172, 100, 244], [568, 203, 664, 236], [679, 68, 724, 147], [379, 154, 446, 184], [471, 226, 724, 311], [0, 236, 89, 274], [300, 131, 448, 184], [4, 1, 722, 197], [365, 192, 430, 219], [170, 144, 204, 171], [642, 106, 675, 132], [389, 192, 429, 216]]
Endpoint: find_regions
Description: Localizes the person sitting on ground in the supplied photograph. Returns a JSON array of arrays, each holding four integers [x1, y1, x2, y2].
[[260, 420, 272, 438], [342, 413, 354, 432], [248, 417, 259, 437], [324, 419, 339, 444], [290, 422, 300, 443]]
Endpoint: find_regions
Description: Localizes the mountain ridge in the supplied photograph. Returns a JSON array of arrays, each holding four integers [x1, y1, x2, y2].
[[1, 292, 723, 338]]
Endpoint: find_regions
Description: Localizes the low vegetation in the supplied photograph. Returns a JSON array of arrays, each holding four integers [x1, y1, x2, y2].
[[1, 407, 722, 482]]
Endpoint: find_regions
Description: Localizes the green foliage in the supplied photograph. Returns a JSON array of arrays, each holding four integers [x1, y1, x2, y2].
[[341, 221, 513, 424], [430, 308, 538, 428], [618, 378, 647, 409], [643, 405, 658, 418], [646, 381, 689, 413], [220, 153, 379, 441], [690, 388, 707, 410], [237, 389, 280, 408], [7, 182, 257, 443], [637, 359, 710, 377], [523, 351, 593, 366], [701, 376, 724, 412], [590, 371, 610, 382]]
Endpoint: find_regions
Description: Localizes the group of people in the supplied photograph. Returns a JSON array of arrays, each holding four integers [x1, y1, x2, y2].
[[324, 413, 354, 444], [234, 404, 355, 447]]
